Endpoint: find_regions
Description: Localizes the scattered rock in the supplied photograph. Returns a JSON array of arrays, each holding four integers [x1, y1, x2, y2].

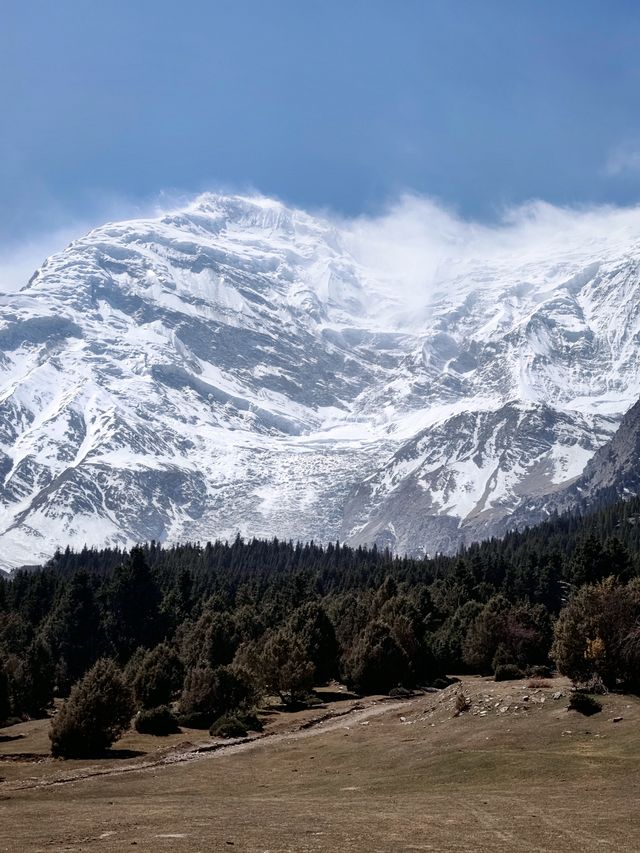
[[612, 716, 623, 723]]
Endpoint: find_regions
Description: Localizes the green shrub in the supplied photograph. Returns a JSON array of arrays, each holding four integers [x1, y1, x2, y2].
[[568, 693, 602, 716], [527, 664, 553, 679], [236, 710, 264, 732], [389, 686, 413, 698], [49, 659, 133, 758], [463, 597, 552, 675], [286, 602, 340, 684], [209, 714, 248, 739], [494, 664, 523, 682], [134, 705, 180, 736], [11, 639, 56, 718]]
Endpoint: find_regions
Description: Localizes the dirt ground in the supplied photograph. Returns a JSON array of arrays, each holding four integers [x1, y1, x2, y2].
[[2, 676, 639, 853]]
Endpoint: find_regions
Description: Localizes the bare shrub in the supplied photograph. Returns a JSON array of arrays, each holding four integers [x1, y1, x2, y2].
[[453, 692, 470, 716], [527, 678, 551, 689]]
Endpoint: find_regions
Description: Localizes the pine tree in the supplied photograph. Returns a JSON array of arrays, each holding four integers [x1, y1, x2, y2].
[[103, 548, 164, 660], [45, 571, 102, 693], [12, 638, 56, 718]]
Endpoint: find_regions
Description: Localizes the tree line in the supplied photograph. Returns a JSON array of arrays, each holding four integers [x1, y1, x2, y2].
[[2, 494, 640, 756]]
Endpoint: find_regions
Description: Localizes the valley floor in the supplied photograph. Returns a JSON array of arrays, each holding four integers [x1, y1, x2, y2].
[[1, 676, 639, 853]]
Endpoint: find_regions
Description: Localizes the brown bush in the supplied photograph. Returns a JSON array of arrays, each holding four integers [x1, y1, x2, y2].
[[527, 678, 551, 689]]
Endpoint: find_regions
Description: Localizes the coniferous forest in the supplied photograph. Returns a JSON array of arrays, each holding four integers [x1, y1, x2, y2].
[[2, 494, 640, 756]]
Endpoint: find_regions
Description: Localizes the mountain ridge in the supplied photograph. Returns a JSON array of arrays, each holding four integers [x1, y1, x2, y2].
[[2, 194, 640, 568]]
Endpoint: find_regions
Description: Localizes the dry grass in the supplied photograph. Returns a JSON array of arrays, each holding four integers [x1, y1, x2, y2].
[[527, 678, 552, 689], [2, 676, 640, 852]]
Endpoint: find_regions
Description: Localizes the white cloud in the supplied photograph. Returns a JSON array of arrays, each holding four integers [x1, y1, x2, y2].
[[341, 193, 640, 320], [605, 143, 640, 177]]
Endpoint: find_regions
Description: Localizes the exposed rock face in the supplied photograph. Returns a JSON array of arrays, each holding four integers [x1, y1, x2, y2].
[[1, 193, 640, 568], [508, 397, 640, 531]]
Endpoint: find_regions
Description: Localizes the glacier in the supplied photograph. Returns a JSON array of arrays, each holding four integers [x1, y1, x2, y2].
[[1, 193, 640, 569]]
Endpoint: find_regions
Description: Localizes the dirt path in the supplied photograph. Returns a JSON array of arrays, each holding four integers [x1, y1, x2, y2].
[[1, 694, 411, 792]]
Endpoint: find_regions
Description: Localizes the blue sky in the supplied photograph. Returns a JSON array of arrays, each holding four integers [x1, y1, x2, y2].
[[2, 0, 640, 257]]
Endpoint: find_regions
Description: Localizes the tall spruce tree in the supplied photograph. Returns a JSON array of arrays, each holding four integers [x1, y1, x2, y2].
[[103, 547, 164, 661], [45, 571, 102, 693]]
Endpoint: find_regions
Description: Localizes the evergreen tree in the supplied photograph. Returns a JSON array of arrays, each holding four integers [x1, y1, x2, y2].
[[132, 643, 184, 709], [287, 602, 339, 683], [49, 658, 134, 758], [103, 547, 164, 660], [345, 620, 412, 694], [45, 571, 102, 694], [12, 638, 56, 718], [258, 627, 315, 704], [0, 660, 10, 724], [179, 664, 254, 728]]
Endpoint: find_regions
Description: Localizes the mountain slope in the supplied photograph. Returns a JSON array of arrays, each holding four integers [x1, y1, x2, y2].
[[508, 396, 640, 530], [1, 194, 640, 567]]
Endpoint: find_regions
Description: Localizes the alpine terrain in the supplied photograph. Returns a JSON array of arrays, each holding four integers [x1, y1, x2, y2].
[[1, 193, 640, 569]]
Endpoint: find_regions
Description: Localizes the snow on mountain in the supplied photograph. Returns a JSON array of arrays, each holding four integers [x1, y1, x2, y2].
[[1, 193, 640, 568]]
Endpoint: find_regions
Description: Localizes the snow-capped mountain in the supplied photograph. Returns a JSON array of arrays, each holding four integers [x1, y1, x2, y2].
[[1, 193, 640, 569]]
